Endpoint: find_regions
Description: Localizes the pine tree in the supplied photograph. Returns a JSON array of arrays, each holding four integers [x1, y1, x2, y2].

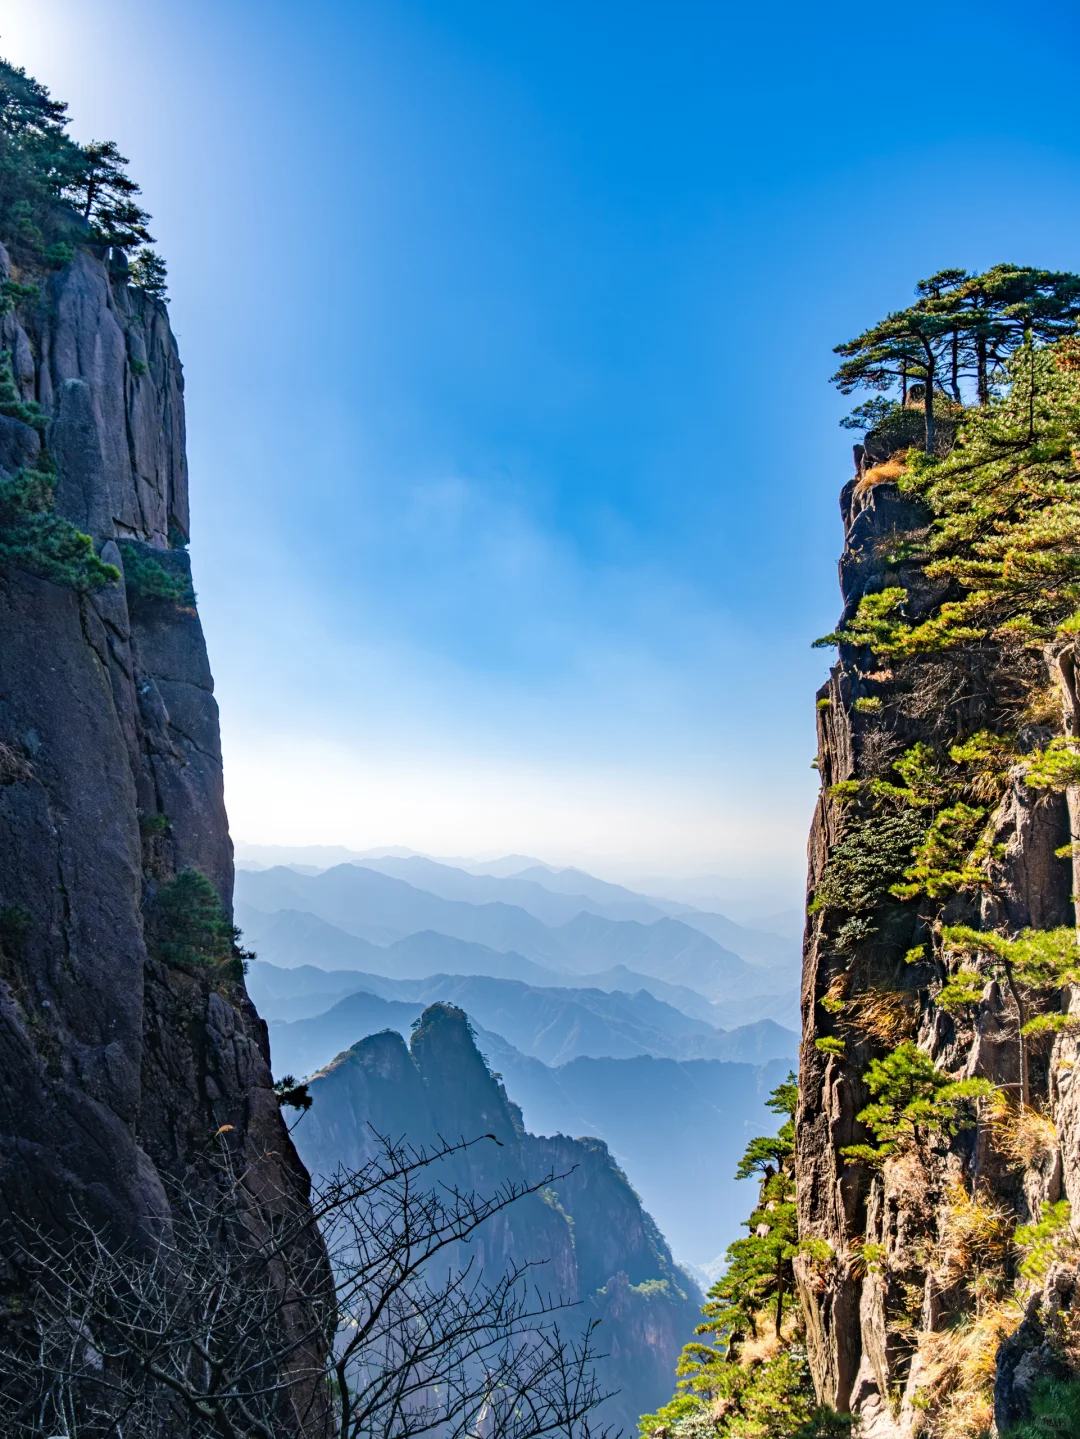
[[841, 1040, 992, 1164], [66, 139, 153, 250], [832, 304, 952, 453]]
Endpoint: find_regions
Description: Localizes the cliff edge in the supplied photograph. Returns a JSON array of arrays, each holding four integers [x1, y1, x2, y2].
[[0, 239, 327, 1415], [797, 439, 1080, 1436]]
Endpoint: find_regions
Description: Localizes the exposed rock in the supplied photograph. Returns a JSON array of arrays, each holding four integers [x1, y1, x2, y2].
[[797, 473, 1080, 1433], [0, 243, 326, 1423]]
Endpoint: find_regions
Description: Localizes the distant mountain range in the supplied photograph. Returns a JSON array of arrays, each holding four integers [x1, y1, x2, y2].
[[234, 850, 802, 1273], [235, 862, 799, 1024], [250, 957, 795, 1267], [252, 961, 799, 1074], [239, 853, 797, 966]]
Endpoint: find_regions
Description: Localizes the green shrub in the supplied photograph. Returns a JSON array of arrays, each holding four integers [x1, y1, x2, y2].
[[138, 811, 171, 838], [0, 456, 119, 592], [809, 810, 923, 948], [118, 541, 195, 608], [815, 1037, 846, 1058], [1005, 1374, 1080, 1437], [0, 349, 46, 430], [129, 247, 167, 301], [144, 868, 248, 984], [841, 1040, 993, 1164], [0, 903, 30, 958]]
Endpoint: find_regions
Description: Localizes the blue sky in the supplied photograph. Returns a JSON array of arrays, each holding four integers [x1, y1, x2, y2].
[[9, 0, 1080, 902]]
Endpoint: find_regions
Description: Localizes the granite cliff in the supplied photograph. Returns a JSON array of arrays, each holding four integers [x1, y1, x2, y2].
[[0, 237, 327, 1422], [797, 407, 1080, 1436]]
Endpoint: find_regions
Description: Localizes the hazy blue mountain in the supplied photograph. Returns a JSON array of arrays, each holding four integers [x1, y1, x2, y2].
[[350, 856, 797, 965], [352, 854, 672, 925], [237, 864, 578, 964], [510, 863, 696, 914], [262, 965, 799, 1079], [234, 864, 782, 1003], [236, 904, 397, 966], [552, 910, 771, 997], [295, 1005, 703, 1435], [658, 909, 796, 968], [508, 865, 797, 960], [544, 1054, 791, 1265], [470, 1030, 792, 1264], [284, 997, 792, 1269], [246, 960, 378, 1020], [241, 908, 571, 985]]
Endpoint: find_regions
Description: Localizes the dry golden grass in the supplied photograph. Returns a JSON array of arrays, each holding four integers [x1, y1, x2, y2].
[[916, 1300, 1022, 1439], [738, 1311, 799, 1368], [1021, 680, 1064, 727], [855, 452, 909, 493], [843, 987, 919, 1046], [933, 1183, 1012, 1294], [986, 1093, 1058, 1168], [820, 972, 848, 1015]]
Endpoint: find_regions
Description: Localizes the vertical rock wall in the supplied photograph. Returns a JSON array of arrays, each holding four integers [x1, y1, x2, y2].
[[0, 244, 324, 1368], [796, 462, 1080, 1435]]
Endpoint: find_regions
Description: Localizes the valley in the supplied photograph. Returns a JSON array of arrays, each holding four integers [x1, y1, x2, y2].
[[236, 849, 800, 1272]]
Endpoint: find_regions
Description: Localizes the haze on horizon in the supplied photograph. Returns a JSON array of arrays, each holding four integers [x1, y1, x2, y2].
[[8, 0, 1080, 901]]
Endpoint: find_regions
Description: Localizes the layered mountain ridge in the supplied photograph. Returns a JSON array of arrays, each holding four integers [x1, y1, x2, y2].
[[295, 1001, 704, 1435]]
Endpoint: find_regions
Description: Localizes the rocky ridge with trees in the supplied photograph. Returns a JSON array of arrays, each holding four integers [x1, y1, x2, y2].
[[804, 267, 1080, 1437], [640, 267, 1080, 1439]]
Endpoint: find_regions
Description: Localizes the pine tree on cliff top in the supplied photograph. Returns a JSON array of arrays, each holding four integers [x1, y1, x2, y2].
[[0, 55, 157, 264], [833, 265, 1080, 453]]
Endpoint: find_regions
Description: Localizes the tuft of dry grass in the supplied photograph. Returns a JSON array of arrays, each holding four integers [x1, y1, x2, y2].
[[856, 452, 909, 493], [737, 1310, 799, 1368], [986, 1093, 1058, 1168], [916, 1300, 1022, 1439], [932, 1183, 1012, 1296], [0, 741, 33, 786], [1021, 680, 1063, 727], [843, 987, 919, 1046]]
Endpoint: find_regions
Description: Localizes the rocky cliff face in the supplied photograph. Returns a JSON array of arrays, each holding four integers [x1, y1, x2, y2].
[[796, 458, 1080, 1436], [296, 1004, 702, 1435], [0, 244, 324, 1379]]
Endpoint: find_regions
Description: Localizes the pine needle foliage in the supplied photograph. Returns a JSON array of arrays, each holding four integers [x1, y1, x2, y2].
[[144, 869, 250, 985], [118, 541, 195, 609], [808, 810, 923, 948], [1004, 1375, 1080, 1438], [0, 55, 158, 268], [841, 1041, 993, 1165], [819, 343, 1080, 658], [639, 1077, 851, 1439], [0, 451, 119, 592]]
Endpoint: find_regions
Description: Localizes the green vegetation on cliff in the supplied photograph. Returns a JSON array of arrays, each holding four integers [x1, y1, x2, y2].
[[802, 264, 1080, 1435], [641, 1076, 849, 1439], [145, 869, 250, 984], [0, 55, 163, 282], [0, 443, 118, 592]]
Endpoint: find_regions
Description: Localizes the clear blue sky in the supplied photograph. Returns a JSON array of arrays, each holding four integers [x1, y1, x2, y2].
[[9, 0, 1080, 901]]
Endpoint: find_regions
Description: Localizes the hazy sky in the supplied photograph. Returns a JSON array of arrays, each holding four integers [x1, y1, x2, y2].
[[8, 0, 1080, 896]]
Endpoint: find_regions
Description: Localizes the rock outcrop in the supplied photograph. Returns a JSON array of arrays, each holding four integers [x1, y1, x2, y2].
[[796, 460, 1080, 1435], [296, 1003, 702, 1436], [0, 243, 326, 1409]]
